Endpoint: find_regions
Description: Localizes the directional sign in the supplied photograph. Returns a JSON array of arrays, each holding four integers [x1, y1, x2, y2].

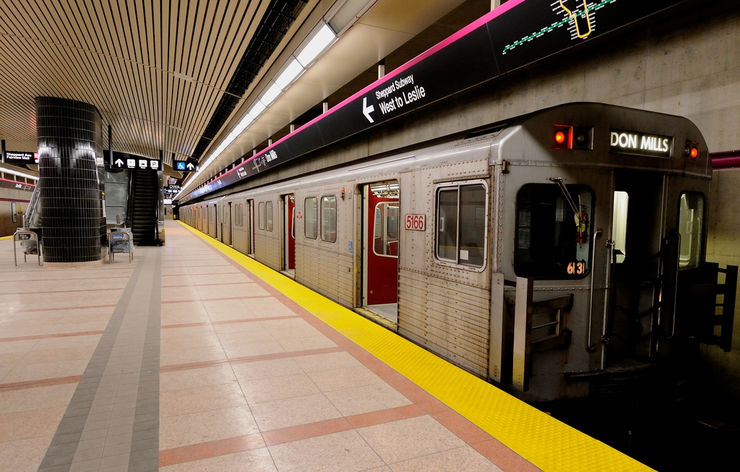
[[180, 0, 687, 202], [107, 150, 161, 171], [173, 158, 198, 172], [3, 150, 35, 166]]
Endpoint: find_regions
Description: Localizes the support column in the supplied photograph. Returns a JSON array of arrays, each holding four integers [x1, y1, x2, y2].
[[36, 97, 104, 262]]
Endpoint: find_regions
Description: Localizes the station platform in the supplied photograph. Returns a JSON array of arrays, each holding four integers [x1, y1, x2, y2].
[[0, 220, 652, 471]]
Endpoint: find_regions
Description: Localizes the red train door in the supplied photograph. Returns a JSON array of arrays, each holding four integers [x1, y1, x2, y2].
[[284, 194, 296, 271], [363, 182, 399, 321]]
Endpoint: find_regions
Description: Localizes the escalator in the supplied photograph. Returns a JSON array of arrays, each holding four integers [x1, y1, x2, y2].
[[126, 168, 159, 245]]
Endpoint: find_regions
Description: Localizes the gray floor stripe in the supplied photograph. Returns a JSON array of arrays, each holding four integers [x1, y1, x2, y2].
[[38, 248, 160, 472]]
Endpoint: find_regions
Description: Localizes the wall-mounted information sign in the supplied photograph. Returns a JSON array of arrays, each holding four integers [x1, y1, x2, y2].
[[609, 130, 673, 158]]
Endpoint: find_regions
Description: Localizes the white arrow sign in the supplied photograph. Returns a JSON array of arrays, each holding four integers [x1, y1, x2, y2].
[[362, 97, 375, 123], [114, 158, 124, 167], [186, 163, 194, 170]]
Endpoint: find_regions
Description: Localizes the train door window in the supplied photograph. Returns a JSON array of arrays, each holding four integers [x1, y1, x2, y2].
[[305, 197, 318, 239], [258, 202, 265, 230], [612, 191, 629, 264], [678, 192, 704, 269], [515, 184, 594, 279], [266, 201, 273, 232], [321, 195, 337, 243], [434, 182, 486, 268], [373, 202, 399, 256]]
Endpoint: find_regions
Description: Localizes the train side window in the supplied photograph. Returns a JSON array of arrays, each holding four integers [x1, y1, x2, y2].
[[266, 201, 273, 232], [321, 195, 337, 243], [434, 183, 486, 268], [678, 192, 704, 269], [612, 191, 629, 264], [515, 184, 594, 279], [258, 202, 265, 230], [305, 197, 318, 239]]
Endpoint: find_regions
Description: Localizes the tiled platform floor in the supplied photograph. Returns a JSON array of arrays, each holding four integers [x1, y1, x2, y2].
[[0, 221, 536, 471]]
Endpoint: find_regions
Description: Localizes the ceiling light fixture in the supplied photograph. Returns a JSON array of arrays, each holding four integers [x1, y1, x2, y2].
[[175, 22, 337, 201]]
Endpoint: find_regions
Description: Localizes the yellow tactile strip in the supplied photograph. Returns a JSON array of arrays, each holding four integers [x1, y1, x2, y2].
[[178, 221, 653, 472]]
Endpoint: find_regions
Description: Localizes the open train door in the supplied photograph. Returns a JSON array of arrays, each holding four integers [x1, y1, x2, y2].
[[362, 182, 399, 324], [283, 194, 296, 274]]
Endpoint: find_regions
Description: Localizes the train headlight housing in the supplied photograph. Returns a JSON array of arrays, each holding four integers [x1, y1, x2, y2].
[[685, 140, 699, 159], [553, 125, 592, 150], [553, 125, 572, 149]]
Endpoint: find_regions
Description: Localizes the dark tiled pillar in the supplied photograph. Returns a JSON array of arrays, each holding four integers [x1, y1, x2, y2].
[[36, 97, 104, 262]]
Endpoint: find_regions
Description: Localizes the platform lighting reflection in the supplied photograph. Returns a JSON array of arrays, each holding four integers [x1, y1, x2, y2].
[[175, 22, 337, 201]]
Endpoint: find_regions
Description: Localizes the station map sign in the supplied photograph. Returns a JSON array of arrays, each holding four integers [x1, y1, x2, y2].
[[181, 0, 687, 202]]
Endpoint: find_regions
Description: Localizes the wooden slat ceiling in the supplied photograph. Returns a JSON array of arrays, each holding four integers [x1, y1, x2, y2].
[[0, 0, 306, 167], [0, 0, 476, 188]]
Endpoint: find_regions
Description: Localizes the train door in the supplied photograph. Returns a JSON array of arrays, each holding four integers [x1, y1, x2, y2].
[[247, 199, 255, 255], [362, 181, 399, 323], [225, 202, 232, 245], [283, 194, 296, 274], [606, 170, 668, 365]]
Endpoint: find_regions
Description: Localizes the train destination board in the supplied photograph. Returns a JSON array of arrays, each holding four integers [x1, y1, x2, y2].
[[610, 129, 673, 158], [181, 0, 686, 202]]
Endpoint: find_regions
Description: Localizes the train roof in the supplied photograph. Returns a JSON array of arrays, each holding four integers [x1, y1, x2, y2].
[[486, 102, 710, 177]]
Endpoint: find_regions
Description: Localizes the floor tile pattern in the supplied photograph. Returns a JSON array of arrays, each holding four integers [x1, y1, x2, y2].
[[0, 222, 537, 471]]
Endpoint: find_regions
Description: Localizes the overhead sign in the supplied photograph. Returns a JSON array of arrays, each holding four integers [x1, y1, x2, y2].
[[108, 152, 161, 170], [609, 130, 673, 158], [181, 0, 687, 202], [3, 150, 37, 165], [174, 158, 198, 172]]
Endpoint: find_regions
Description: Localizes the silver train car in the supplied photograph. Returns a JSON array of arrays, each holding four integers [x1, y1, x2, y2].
[[180, 102, 723, 402]]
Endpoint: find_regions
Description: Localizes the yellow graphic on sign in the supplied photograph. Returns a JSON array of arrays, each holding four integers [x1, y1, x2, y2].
[[558, 0, 592, 39]]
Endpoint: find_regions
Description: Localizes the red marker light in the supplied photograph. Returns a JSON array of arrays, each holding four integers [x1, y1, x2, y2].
[[690, 147, 699, 159], [554, 130, 567, 144], [553, 125, 573, 149]]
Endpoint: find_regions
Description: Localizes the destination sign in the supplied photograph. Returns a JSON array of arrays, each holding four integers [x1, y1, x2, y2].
[[610, 130, 673, 158], [180, 0, 687, 202]]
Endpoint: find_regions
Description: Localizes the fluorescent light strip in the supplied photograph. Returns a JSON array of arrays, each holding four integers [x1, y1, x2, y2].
[[175, 22, 337, 201], [275, 58, 304, 89], [297, 24, 335, 67]]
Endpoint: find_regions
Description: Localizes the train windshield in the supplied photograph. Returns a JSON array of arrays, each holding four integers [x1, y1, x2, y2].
[[515, 184, 594, 279]]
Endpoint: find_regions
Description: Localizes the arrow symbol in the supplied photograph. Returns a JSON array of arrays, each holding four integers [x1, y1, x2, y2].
[[114, 158, 123, 166], [186, 163, 194, 170], [362, 97, 375, 123]]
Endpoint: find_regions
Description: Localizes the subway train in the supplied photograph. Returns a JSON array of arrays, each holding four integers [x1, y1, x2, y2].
[[180, 102, 729, 402]]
